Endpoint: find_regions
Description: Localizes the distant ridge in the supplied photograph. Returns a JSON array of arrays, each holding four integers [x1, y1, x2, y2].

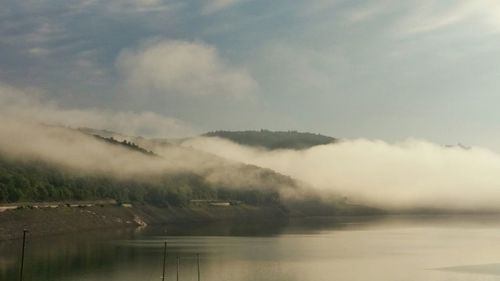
[[93, 135, 157, 156], [204, 130, 337, 150], [78, 127, 125, 139]]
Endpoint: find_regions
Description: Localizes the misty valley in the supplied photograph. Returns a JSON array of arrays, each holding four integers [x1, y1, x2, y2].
[[3, 127, 500, 280], [0, 126, 373, 232], [2, 1, 500, 279]]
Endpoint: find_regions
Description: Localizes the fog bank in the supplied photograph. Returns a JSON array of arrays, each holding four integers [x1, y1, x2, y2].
[[183, 137, 500, 210], [4, 83, 500, 210], [0, 83, 196, 138], [0, 116, 298, 195]]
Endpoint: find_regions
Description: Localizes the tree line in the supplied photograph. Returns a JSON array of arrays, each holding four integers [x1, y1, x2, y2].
[[204, 130, 337, 150], [0, 156, 280, 207]]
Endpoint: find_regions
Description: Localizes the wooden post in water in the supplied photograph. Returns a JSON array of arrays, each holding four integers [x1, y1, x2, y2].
[[162, 242, 167, 281], [19, 229, 28, 281], [197, 253, 200, 281], [176, 255, 179, 281]]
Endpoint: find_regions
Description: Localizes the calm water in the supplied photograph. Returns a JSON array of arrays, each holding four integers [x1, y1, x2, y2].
[[4, 216, 500, 281]]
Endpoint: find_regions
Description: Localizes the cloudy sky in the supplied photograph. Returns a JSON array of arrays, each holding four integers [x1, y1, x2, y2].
[[1, 0, 500, 148]]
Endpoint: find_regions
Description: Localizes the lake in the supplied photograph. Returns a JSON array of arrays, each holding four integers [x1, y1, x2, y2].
[[3, 215, 500, 281]]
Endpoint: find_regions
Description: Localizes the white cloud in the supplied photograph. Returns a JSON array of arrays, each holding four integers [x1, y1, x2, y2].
[[396, 0, 500, 35], [0, 20, 68, 48], [185, 136, 500, 210], [201, 0, 241, 15], [28, 47, 51, 57], [345, 0, 391, 24], [104, 0, 171, 13], [116, 39, 257, 97], [299, 0, 500, 35], [0, 83, 196, 138], [69, 0, 172, 14]]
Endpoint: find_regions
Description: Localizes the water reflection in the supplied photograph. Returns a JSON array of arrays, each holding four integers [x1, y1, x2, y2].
[[3, 215, 500, 281]]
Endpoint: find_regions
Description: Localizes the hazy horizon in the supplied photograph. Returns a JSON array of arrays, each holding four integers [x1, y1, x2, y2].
[[2, 0, 500, 150], [3, 2, 500, 280], [3, 0, 500, 210]]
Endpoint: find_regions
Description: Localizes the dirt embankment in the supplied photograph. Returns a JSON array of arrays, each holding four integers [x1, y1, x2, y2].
[[0, 204, 288, 241]]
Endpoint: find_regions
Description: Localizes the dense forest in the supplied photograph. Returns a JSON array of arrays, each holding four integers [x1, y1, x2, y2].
[[0, 155, 281, 207], [0, 129, 377, 216], [0, 153, 380, 216], [0, 135, 282, 206], [204, 130, 337, 150], [94, 135, 157, 156]]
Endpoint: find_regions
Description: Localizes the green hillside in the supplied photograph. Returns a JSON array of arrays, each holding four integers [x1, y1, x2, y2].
[[204, 130, 337, 150], [0, 132, 287, 207], [0, 127, 378, 217], [0, 156, 282, 208]]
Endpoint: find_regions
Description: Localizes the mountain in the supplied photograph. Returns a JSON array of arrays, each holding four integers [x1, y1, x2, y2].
[[203, 130, 337, 150], [93, 135, 156, 156], [0, 126, 312, 211], [78, 127, 127, 140], [0, 129, 284, 207], [0, 123, 380, 221]]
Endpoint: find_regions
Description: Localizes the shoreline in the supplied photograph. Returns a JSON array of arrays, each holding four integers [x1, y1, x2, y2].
[[4, 203, 500, 241], [0, 204, 289, 241]]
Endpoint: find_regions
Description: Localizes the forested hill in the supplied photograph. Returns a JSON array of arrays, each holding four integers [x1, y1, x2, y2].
[[204, 130, 337, 150], [0, 154, 289, 207], [0, 125, 378, 217], [0, 128, 292, 207], [94, 135, 156, 156]]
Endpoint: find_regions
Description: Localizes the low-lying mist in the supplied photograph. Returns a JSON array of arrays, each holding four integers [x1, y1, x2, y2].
[[0, 83, 196, 138], [0, 117, 170, 178], [183, 137, 500, 210], [3, 83, 500, 211], [0, 116, 300, 197]]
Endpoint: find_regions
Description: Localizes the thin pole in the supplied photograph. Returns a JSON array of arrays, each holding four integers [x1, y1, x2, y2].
[[197, 253, 200, 281], [162, 242, 167, 281], [176, 255, 179, 281], [19, 229, 28, 281]]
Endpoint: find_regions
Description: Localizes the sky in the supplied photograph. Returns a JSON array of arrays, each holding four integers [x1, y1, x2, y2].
[[1, 0, 500, 149]]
